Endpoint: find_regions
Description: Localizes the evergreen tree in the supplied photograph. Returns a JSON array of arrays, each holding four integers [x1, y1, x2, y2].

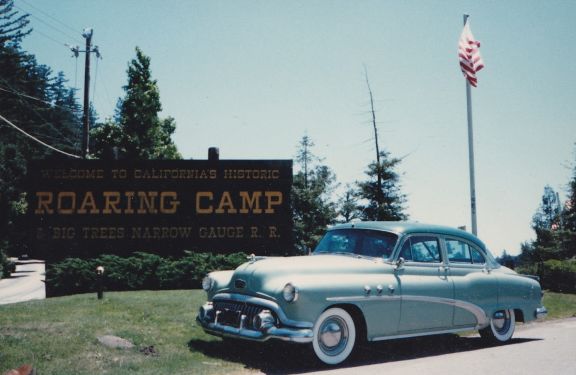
[[92, 47, 180, 159], [0, 2, 82, 259], [0, 0, 31, 47], [563, 146, 576, 233], [291, 136, 338, 252], [337, 184, 361, 223], [532, 185, 562, 232], [495, 250, 516, 269], [528, 184, 576, 261], [559, 146, 576, 259], [530, 185, 563, 260], [356, 150, 407, 221]]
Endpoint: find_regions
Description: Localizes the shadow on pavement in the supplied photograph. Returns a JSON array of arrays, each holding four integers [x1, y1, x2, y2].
[[188, 334, 541, 374]]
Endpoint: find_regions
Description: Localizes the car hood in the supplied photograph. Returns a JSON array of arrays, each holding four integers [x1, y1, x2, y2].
[[225, 254, 392, 298]]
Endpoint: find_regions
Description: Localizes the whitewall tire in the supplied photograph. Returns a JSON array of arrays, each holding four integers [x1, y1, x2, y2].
[[480, 309, 515, 343], [312, 307, 356, 365]]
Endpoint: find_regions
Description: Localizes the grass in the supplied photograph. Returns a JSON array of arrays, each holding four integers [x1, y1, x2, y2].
[[542, 291, 576, 319], [0, 290, 259, 375], [0, 290, 575, 374]]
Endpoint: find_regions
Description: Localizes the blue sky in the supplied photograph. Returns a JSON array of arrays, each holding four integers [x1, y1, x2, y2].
[[17, 0, 576, 255]]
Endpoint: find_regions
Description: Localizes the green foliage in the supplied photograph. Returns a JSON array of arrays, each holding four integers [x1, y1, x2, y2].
[[1, 3, 82, 255], [0, 242, 16, 279], [91, 47, 181, 160], [46, 252, 248, 296], [517, 259, 576, 293], [564, 146, 576, 233], [356, 150, 408, 221], [532, 185, 562, 232], [0, 0, 31, 47], [291, 136, 338, 252], [337, 184, 361, 223], [522, 149, 576, 276]]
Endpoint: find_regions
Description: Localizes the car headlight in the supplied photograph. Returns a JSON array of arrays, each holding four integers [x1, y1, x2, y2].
[[202, 275, 213, 291], [282, 283, 299, 303]]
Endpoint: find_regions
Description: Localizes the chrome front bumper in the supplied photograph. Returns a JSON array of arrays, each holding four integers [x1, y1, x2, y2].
[[197, 315, 313, 343], [535, 306, 548, 320], [196, 293, 313, 343]]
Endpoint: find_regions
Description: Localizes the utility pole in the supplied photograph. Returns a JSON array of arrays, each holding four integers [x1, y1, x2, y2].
[[71, 28, 100, 159]]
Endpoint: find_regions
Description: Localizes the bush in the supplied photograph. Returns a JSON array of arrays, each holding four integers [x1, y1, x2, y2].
[[0, 245, 15, 279], [46, 251, 248, 297], [518, 259, 576, 293]]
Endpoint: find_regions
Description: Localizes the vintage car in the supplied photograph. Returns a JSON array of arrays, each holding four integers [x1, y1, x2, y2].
[[197, 222, 547, 365]]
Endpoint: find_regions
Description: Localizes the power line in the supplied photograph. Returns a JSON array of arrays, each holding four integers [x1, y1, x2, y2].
[[18, 0, 81, 36], [0, 79, 81, 149], [15, 3, 83, 45], [29, 28, 69, 48], [0, 85, 80, 113], [0, 112, 81, 159]]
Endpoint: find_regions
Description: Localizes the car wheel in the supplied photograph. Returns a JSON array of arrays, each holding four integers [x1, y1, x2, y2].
[[312, 307, 356, 365], [480, 309, 515, 343]]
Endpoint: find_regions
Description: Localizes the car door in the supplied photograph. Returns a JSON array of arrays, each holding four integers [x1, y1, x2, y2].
[[395, 234, 455, 333], [444, 237, 497, 328]]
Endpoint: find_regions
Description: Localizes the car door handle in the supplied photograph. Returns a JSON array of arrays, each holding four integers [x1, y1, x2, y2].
[[439, 265, 450, 272]]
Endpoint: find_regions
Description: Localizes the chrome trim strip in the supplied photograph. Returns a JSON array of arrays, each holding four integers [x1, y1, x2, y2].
[[326, 294, 488, 327], [211, 293, 313, 329], [326, 295, 401, 302], [371, 326, 477, 342], [401, 295, 488, 327]]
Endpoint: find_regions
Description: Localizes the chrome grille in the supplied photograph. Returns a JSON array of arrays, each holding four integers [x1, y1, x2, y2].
[[213, 300, 266, 330]]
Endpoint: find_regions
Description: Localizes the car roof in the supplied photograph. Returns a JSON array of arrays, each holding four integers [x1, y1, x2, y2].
[[329, 221, 487, 249]]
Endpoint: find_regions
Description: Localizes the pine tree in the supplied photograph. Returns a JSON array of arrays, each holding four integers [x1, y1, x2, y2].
[[356, 150, 407, 221], [92, 47, 180, 160], [563, 146, 576, 233], [530, 185, 575, 261], [560, 146, 576, 259], [0, 0, 31, 47], [291, 136, 338, 252], [337, 184, 361, 223], [0, 2, 81, 259]]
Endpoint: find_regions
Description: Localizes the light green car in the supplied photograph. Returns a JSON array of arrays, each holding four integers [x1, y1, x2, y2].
[[197, 222, 547, 365]]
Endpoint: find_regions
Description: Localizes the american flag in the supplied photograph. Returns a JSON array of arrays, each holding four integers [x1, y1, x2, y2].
[[458, 21, 484, 87]]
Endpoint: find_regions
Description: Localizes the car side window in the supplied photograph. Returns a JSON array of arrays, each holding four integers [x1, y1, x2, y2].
[[446, 239, 472, 263], [446, 239, 486, 265], [470, 247, 486, 264], [400, 236, 441, 263]]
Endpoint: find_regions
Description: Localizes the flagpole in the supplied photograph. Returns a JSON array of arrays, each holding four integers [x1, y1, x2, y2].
[[463, 14, 478, 236]]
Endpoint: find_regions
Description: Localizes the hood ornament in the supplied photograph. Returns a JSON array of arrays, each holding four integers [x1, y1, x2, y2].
[[248, 253, 266, 264]]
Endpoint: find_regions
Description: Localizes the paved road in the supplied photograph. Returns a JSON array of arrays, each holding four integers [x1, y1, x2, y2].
[[304, 318, 576, 375], [0, 259, 45, 305]]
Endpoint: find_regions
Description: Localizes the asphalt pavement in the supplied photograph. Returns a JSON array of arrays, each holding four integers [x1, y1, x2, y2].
[[304, 318, 576, 375], [0, 259, 45, 305]]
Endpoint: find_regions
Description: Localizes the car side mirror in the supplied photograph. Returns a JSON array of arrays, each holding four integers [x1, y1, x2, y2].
[[395, 257, 405, 271]]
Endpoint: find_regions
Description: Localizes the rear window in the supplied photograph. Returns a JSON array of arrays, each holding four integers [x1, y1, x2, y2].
[[314, 229, 398, 259]]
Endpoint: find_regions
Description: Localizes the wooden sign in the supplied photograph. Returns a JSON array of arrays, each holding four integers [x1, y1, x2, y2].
[[27, 159, 293, 260]]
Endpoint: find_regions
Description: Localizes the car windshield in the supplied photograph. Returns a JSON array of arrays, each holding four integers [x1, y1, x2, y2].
[[313, 229, 398, 260]]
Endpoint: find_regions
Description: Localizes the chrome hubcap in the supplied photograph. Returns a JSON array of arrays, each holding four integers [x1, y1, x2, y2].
[[493, 310, 510, 333], [318, 316, 348, 355]]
